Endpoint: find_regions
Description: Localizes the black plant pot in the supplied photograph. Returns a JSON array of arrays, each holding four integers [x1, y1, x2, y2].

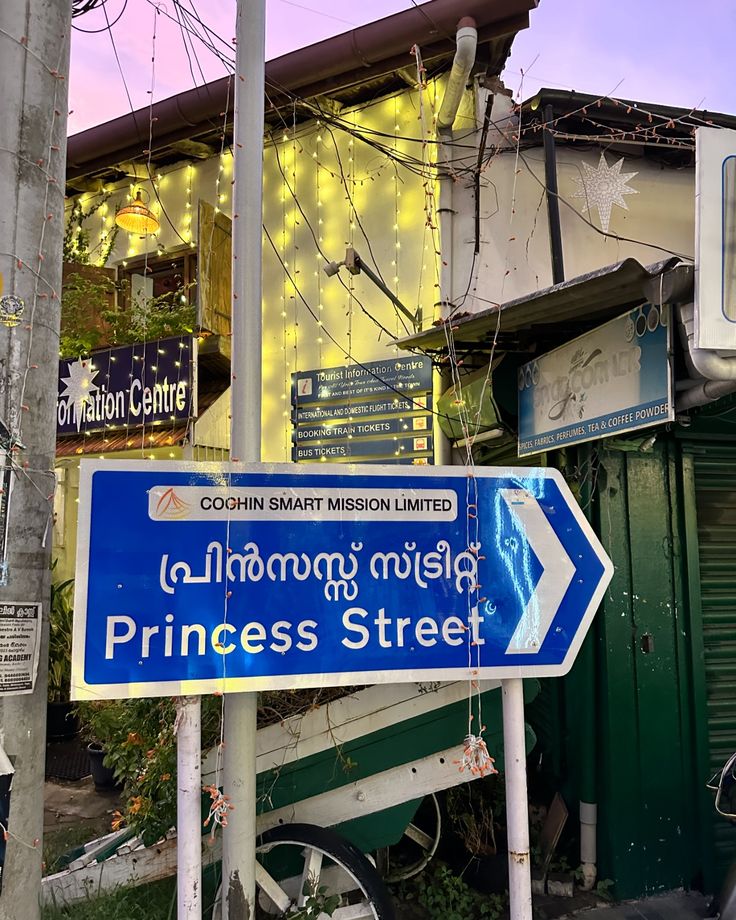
[[87, 743, 117, 790], [46, 701, 79, 741]]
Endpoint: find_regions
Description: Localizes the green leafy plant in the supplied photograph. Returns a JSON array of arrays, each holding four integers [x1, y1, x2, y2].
[[286, 881, 340, 919], [60, 277, 197, 358], [64, 196, 119, 267], [100, 281, 196, 346], [75, 688, 360, 845], [75, 697, 219, 846], [396, 860, 506, 920], [47, 577, 75, 703], [594, 878, 615, 901], [59, 271, 117, 358]]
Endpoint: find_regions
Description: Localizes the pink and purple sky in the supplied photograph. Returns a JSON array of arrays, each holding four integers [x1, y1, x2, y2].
[[68, 0, 736, 136]]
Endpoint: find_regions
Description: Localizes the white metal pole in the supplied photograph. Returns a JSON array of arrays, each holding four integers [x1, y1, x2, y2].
[[177, 697, 202, 920], [223, 0, 265, 917], [502, 678, 533, 920]]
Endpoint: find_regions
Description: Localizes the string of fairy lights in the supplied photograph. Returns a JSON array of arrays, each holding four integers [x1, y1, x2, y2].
[[0, 12, 71, 572], [63, 0, 724, 756], [65, 69, 705, 465], [62, 0, 730, 782]]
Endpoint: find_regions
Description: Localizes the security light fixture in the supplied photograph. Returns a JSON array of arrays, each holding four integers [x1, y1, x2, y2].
[[324, 247, 422, 332]]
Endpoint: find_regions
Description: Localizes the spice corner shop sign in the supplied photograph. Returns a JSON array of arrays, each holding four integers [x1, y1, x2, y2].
[[71, 461, 612, 700]]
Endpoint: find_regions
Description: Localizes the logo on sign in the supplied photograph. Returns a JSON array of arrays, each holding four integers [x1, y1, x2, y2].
[[153, 488, 191, 520]]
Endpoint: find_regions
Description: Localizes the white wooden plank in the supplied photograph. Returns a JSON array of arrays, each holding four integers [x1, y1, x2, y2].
[[203, 680, 499, 783], [43, 837, 222, 907], [255, 862, 292, 913], [264, 863, 358, 904], [258, 746, 472, 833], [331, 902, 376, 920], [67, 829, 132, 869], [298, 846, 323, 907]]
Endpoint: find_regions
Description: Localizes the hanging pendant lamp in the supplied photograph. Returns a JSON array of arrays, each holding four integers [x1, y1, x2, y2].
[[115, 190, 160, 235]]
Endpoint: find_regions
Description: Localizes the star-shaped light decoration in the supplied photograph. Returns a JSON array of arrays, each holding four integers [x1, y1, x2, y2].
[[572, 153, 638, 234], [59, 358, 99, 432]]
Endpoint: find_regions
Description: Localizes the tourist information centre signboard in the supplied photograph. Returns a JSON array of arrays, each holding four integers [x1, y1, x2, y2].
[[71, 461, 612, 700], [291, 357, 433, 464]]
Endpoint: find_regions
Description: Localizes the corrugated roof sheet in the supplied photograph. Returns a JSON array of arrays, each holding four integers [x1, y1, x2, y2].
[[56, 425, 188, 457], [396, 258, 691, 354]]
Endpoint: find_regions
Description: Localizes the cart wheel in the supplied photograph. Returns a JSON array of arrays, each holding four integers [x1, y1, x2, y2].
[[381, 793, 441, 883], [212, 822, 395, 920]]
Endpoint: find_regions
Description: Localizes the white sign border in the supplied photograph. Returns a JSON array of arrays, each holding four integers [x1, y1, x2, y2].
[[71, 460, 613, 700]]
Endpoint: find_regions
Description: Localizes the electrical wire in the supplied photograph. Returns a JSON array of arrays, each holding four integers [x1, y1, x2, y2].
[[264, 224, 459, 427], [72, 0, 127, 32], [72, 0, 108, 16], [264, 114, 400, 342]]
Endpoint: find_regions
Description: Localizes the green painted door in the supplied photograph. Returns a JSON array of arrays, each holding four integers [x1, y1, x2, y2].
[[686, 450, 736, 889], [595, 446, 698, 898]]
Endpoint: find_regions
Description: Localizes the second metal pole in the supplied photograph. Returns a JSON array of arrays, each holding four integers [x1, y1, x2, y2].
[[502, 678, 533, 920], [177, 696, 202, 920], [223, 0, 265, 917]]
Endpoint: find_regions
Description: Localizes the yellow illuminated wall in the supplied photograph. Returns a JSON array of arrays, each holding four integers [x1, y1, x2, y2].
[[68, 81, 444, 463]]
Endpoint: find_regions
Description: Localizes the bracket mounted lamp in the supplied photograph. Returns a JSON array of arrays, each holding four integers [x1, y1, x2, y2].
[[324, 247, 422, 332]]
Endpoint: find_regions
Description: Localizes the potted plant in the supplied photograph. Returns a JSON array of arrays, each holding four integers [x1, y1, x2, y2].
[[75, 700, 127, 791], [47, 576, 78, 740]]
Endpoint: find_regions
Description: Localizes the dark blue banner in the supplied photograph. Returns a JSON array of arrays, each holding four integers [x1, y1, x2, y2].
[[292, 433, 432, 463], [57, 336, 194, 436], [291, 356, 432, 406], [294, 394, 431, 425], [293, 415, 432, 444]]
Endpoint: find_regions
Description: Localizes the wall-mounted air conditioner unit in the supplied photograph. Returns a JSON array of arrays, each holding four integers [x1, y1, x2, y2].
[[695, 126, 736, 350]]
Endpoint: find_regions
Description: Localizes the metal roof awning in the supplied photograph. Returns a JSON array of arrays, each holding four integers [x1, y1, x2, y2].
[[396, 257, 692, 355], [66, 0, 538, 186]]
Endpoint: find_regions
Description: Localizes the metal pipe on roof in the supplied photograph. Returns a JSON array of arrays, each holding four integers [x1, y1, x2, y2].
[[435, 17, 478, 465], [677, 302, 736, 410], [437, 17, 478, 134], [542, 104, 565, 284]]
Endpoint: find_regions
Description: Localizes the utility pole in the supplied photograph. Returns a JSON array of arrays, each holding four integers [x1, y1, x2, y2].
[[0, 2, 71, 918], [222, 0, 265, 917]]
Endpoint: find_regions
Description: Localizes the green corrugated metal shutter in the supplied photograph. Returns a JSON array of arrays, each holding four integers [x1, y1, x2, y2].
[[692, 452, 736, 882]]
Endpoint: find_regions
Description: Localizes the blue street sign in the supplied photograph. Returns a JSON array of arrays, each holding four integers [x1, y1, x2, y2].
[[72, 462, 613, 700]]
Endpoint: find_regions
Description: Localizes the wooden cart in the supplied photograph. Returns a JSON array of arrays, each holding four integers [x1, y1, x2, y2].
[[43, 679, 539, 917]]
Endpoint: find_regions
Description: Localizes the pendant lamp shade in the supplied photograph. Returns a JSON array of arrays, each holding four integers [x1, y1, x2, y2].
[[115, 191, 160, 234]]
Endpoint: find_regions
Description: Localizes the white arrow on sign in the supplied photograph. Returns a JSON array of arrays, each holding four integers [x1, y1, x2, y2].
[[501, 488, 576, 655]]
